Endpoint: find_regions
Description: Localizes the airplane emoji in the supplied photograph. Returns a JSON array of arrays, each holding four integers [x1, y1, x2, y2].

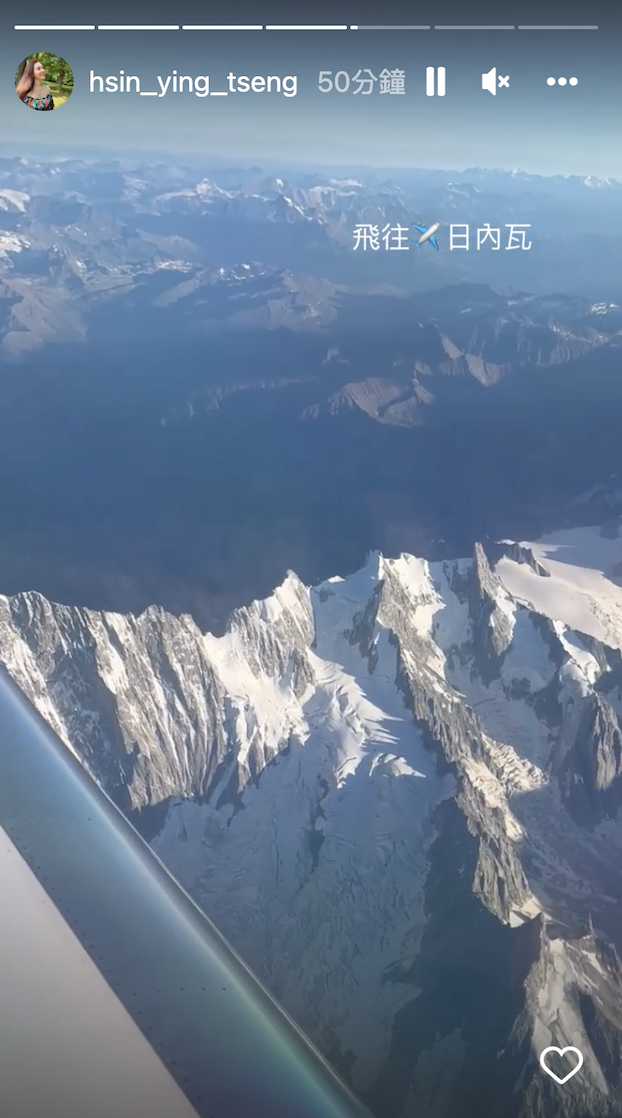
[[412, 221, 440, 250]]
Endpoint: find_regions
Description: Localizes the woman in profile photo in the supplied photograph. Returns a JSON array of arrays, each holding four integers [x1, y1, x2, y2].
[[16, 59, 54, 110]]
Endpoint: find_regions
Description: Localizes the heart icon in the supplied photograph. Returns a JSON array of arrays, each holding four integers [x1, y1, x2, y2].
[[539, 1046, 584, 1085]]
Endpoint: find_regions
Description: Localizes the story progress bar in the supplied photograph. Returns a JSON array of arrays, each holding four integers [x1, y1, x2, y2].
[[13, 23, 600, 31]]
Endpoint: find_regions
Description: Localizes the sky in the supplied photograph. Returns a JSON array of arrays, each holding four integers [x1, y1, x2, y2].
[[1, 0, 621, 177]]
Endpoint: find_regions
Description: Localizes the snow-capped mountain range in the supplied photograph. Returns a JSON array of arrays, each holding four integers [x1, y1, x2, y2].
[[3, 525, 622, 1116], [1, 157, 622, 356]]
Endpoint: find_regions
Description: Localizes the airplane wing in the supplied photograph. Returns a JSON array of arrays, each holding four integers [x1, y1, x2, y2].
[[429, 235, 440, 251], [412, 222, 427, 235], [0, 667, 373, 1118]]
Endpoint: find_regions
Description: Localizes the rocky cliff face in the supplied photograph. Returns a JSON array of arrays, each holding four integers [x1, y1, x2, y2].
[[3, 525, 622, 1117]]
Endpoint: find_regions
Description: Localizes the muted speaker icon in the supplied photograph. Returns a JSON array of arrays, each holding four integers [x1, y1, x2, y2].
[[482, 67, 509, 95]]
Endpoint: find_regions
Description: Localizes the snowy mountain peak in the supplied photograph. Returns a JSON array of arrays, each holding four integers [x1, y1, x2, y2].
[[582, 175, 622, 189], [3, 527, 622, 1113]]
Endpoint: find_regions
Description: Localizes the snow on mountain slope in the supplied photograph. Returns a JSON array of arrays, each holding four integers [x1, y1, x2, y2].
[[164, 554, 453, 1085], [0, 189, 29, 212], [0, 233, 29, 257], [3, 529, 622, 1116], [497, 528, 622, 647]]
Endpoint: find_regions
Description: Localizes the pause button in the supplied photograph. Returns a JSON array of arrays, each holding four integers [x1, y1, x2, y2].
[[426, 67, 446, 96]]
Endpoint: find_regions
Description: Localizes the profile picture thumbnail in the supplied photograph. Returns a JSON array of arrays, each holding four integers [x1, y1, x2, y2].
[[15, 53, 73, 111]]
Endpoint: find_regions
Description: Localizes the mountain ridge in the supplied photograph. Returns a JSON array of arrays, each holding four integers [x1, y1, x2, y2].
[[3, 526, 622, 1115]]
